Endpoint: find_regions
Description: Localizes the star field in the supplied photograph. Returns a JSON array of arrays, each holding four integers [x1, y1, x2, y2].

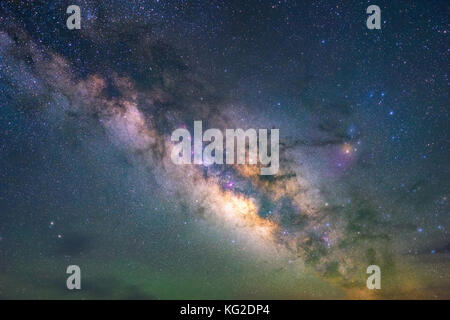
[[0, 0, 448, 299]]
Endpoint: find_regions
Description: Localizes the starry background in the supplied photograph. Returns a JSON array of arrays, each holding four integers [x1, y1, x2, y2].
[[0, 0, 448, 299]]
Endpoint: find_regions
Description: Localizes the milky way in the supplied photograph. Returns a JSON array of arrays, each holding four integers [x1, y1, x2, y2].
[[0, 1, 448, 299]]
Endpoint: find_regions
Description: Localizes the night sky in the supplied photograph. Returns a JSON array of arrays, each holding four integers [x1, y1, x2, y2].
[[0, 0, 449, 299]]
